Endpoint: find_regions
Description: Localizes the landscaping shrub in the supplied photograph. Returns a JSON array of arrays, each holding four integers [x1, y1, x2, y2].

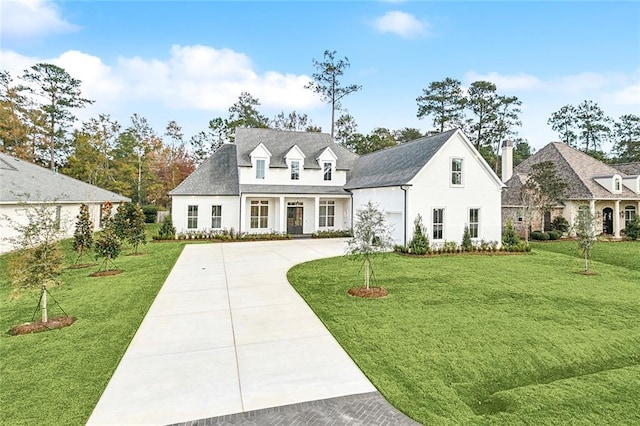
[[624, 216, 640, 241], [547, 230, 561, 240], [155, 215, 176, 240], [311, 229, 353, 238], [461, 225, 473, 251], [551, 216, 569, 233], [142, 205, 159, 223], [530, 231, 550, 241], [408, 215, 429, 254], [502, 218, 521, 248]]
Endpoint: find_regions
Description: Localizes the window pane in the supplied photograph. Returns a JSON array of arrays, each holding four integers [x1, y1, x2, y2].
[[319, 216, 326, 227], [433, 209, 444, 239], [291, 161, 299, 180], [256, 160, 265, 179], [323, 162, 332, 181], [451, 159, 462, 185], [327, 216, 334, 227]]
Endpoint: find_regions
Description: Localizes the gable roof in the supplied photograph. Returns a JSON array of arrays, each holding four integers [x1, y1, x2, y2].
[[234, 128, 358, 170], [168, 143, 239, 196], [0, 152, 129, 204], [504, 142, 639, 201], [344, 128, 458, 190]]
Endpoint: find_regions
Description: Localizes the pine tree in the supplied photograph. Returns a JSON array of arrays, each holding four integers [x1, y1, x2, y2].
[[461, 225, 473, 251], [408, 214, 429, 255]]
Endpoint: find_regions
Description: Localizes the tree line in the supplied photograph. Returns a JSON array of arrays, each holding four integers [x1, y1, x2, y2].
[[2, 52, 638, 210]]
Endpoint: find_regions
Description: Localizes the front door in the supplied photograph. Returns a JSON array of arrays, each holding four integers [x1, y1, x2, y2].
[[287, 206, 303, 234], [602, 207, 613, 235]]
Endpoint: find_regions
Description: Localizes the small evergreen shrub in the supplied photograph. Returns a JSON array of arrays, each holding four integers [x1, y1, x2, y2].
[[624, 216, 640, 241], [461, 225, 473, 251], [408, 214, 429, 255], [530, 231, 550, 241], [142, 205, 159, 223], [547, 230, 560, 240], [502, 219, 521, 248], [155, 215, 176, 240], [551, 216, 569, 233], [311, 229, 353, 238]]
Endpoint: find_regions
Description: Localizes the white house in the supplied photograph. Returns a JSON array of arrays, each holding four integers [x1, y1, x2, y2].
[[0, 152, 130, 253], [170, 128, 505, 245], [501, 141, 640, 237]]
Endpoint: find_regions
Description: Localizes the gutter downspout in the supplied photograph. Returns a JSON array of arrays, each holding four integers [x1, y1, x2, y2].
[[238, 192, 242, 235]]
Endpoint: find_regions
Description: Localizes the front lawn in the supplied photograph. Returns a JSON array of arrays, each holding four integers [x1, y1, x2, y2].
[[288, 245, 640, 425], [0, 230, 185, 425]]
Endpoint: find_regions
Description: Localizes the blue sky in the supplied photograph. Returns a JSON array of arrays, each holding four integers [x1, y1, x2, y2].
[[1, 0, 639, 152]]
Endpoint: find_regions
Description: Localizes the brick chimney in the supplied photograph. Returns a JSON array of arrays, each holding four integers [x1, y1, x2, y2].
[[501, 140, 513, 182]]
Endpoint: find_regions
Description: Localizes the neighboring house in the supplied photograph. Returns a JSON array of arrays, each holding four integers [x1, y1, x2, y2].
[[501, 142, 640, 238], [170, 128, 505, 246], [0, 152, 130, 253]]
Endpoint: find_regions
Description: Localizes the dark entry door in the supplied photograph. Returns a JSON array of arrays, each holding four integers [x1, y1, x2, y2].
[[287, 206, 303, 234], [602, 207, 613, 235]]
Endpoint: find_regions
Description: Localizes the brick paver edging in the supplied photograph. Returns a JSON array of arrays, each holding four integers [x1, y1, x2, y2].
[[168, 391, 421, 426]]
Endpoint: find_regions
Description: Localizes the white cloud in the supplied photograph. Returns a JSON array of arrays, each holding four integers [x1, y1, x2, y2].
[[0, 45, 322, 115], [1, 0, 79, 39], [464, 71, 543, 91], [613, 81, 640, 105], [373, 11, 428, 39]]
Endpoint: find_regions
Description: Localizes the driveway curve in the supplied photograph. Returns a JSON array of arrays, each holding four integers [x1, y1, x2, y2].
[[87, 239, 418, 426]]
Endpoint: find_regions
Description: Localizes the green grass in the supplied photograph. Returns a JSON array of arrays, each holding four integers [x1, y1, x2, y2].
[[288, 245, 640, 425], [531, 240, 640, 273], [0, 227, 185, 426]]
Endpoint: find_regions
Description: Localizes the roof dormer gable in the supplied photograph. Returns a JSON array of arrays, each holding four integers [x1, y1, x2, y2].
[[249, 143, 272, 161], [284, 145, 306, 162], [622, 175, 640, 194], [317, 147, 337, 165], [594, 174, 623, 194]]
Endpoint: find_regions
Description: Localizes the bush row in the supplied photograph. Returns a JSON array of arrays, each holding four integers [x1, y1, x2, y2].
[[395, 240, 531, 255], [311, 230, 353, 238], [530, 230, 562, 241]]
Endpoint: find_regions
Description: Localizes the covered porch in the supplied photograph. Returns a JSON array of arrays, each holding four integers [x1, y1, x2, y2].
[[239, 192, 352, 235], [570, 199, 640, 238]]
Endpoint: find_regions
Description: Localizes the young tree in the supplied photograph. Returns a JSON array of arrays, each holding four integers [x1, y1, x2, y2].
[[127, 203, 147, 254], [20, 63, 94, 170], [416, 77, 466, 132], [548, 105, 578, 147], [73, 203, 94, 263], [461, 225, 473, 251], [305, 50, 362, 138], [408, 214, 429, 255], [502, 218, 521, 249], [5, 201, 66, 322], [112, 202, 130, 242], [521, 161, 567, 240], [346, 201, 395, 289], [574, 206, 599, 272], [94, 202, 122, 271], [613, 114, 640, 162], [157, 215, 176, 240]]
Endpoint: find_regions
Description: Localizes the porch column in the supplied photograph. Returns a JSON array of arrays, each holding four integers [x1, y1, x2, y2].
[[279, 196, 286, 233], [589, 200, 596, 216], [314, 196, 320, 232], [614, 200, 621, 238]]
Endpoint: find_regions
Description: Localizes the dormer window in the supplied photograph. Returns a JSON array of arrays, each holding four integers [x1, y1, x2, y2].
[[614, 178, 621, 192], [323, 162, 332, 181], [256, 159, 265, 179], [291, 160, 300, 180]]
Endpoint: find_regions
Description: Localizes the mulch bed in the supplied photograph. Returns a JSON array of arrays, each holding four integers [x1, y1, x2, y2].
[[9, 316, 76, 336], [89, 270, 122, 277], [348, 287, 388, 298]]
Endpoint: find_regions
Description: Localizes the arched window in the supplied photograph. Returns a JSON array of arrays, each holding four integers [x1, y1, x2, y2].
[[624, 205, 637, 228]]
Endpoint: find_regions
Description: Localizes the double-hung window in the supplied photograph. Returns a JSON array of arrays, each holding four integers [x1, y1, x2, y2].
[[451, 158, 463, 186], [211, 205, 222, 229], [469, 208, 479, 239], [187, 205, 198, 229], [319, 200, 335, 227], [256, 159, 265, 179], [291, 160, 300, 180], [323, 162, 332, 181], [433, 208, 444, 240], [625, 205, 636, 228], [250, 200, 268, 229]]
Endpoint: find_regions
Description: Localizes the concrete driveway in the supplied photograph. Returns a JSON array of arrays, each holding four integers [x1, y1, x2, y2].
[[87, 239, 377, 425]]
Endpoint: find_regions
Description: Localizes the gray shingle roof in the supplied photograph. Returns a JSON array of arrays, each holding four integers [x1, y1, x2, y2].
[[612, 162, 640, 176], [502, 142, 639, 205], [169, 143, 239, 196], [344, 129, 458, 190], [234, 128, 358, 171], [239, 184, 350, 195], [0, 152, 130, 204]]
